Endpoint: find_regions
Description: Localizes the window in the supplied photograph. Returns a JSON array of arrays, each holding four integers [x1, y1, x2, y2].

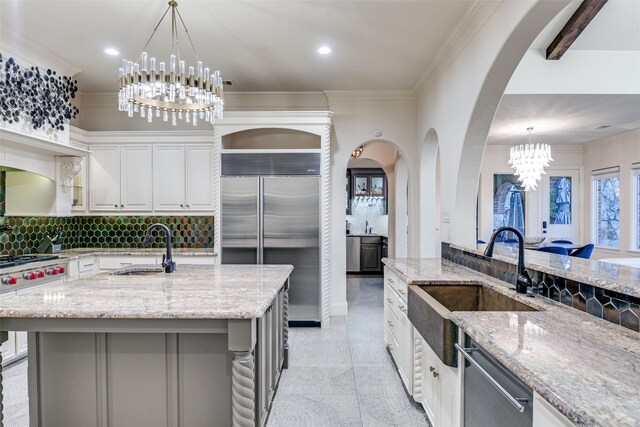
[[493, 174, 525, 239], [550, 176, 572, 225], [592, 167, 620, 248], [633, 164, 640, 250]]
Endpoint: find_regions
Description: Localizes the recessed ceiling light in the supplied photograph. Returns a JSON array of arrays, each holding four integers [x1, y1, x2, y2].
[[104, 48, 120, 56], [317, 46, 332, 55]]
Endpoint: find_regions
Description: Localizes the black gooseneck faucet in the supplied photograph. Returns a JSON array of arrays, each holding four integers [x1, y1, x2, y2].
[[483, 226, 531, 294], [143, 223, 176, 273]]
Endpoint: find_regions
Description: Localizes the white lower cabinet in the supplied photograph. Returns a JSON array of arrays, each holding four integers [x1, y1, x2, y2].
[[418, 333, 458, 427], [98, 255, 160, 270], [384, 268, 413, 394], [67, 256, 100, 281], [533, 392, 574, 427]]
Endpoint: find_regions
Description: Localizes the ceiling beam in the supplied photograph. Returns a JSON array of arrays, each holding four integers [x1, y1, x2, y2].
[[546, 0, 608, 60]]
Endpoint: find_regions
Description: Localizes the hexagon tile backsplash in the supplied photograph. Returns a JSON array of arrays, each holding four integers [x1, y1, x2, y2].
[[0, 216, 214, 255]]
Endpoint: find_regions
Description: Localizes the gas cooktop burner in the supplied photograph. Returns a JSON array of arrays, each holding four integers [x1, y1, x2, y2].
[[0, 255, 60, 269]]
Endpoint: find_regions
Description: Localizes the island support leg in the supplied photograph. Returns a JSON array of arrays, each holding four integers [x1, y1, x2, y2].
[[0, 331, 6, 427], [228, 319, 256, 427], [283, 278, 290, 369]]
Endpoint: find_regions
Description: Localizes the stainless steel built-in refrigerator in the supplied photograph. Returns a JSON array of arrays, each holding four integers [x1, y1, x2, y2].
[[221, 152, 321, 325]]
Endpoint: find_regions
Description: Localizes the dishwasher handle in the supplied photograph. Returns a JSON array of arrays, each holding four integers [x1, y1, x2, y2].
[[455, 343, 528, 413]]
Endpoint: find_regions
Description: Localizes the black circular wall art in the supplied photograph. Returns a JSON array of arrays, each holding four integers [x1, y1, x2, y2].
[[0, 53, 79, 132]]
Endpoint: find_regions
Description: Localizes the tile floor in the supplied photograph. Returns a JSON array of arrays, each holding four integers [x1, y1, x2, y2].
[[2, 276, 429, 427], [267, 276, 429, 426]]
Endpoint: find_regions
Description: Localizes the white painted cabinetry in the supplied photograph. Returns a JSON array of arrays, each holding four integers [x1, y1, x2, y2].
[[89, 144, 152, 211], [533, 392, 574, 427], [418, 332, 458, 427], [153, 144, 215, 212], [383, 267, 413, 393]]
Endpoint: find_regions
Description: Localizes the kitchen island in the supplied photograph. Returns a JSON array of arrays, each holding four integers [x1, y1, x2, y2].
[[0, 264, 292, 427]]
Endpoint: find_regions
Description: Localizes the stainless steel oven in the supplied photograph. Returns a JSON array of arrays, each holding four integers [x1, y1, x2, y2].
[[0, 255, 69, 294], [457, 337, 533, 427]]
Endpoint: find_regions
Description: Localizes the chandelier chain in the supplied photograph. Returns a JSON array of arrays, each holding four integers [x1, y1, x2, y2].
[[175, 7, 200, 62], [137, 3, 173, 64]]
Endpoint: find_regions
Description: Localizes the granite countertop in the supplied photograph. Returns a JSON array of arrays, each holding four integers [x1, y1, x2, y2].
[[346, 233, 387, 237], [451, 243, 640, 299], [384, 258, 640, 427], [0, 264, 292, 320], [61, 247, 218, 259]]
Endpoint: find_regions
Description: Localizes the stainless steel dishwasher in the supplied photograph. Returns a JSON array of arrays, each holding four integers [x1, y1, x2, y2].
[[456, 336, 533, 427]]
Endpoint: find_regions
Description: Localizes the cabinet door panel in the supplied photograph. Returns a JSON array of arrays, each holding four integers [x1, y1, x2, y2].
[[186, 145, 214, 210], [90, 145, 120, 211], [121, 145, 153, 211], [153, 145, 185, 211], [361, 243, 381, 271]]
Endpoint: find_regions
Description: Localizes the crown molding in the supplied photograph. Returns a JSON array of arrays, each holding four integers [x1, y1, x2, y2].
[[414, 0, 502, 95], [78, 129, 215, 144], [323, 90, 417, 106], [1, 26, 82, 76]]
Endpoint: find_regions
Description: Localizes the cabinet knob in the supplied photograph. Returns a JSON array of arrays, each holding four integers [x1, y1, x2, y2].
[[114, 204, 118, 208], [186, 205, 190, 208], [180, 204, 184, 208], [120, 204, 124, 208]]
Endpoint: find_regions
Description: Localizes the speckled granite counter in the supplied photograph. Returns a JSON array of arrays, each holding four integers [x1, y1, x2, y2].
[[384, 258, 640, 427], [0, 264, 292, 319], [60, 247, 217, 259], [451, 242, 640, 299]]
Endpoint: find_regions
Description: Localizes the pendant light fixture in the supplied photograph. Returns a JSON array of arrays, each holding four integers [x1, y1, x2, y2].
[[118, 0, 224, 126], [508, 127, 553, 191]]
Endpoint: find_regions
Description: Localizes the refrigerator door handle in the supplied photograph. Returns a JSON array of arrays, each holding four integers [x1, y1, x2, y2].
[[258, 177, 264, 264]]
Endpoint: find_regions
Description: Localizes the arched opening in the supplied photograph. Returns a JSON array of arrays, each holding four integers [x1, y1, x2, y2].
[[450, 1, 570, 245], [344, 139, 408, 306]]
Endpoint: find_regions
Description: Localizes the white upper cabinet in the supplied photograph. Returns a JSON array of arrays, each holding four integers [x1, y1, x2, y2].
[[153, 144, 214, 212], [120, 145, 153, 211], [185, 145, 215, 211], [89, 145, 120, 210], [90, 144, 152, 211], [153, 145, 186, 211]]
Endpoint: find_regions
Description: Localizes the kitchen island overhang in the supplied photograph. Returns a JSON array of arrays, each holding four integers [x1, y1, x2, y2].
[[0, 264, 293, 427]]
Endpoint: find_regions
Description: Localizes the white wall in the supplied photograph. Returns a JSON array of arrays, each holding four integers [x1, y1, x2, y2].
[[416, 1, 570, 251], [583, 128, 640, 259]]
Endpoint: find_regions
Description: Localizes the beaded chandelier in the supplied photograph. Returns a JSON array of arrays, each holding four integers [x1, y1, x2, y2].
[[508, 127, 553, 191], [118, 0, 223, 126]]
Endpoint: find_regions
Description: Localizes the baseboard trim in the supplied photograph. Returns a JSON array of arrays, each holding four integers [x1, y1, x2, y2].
[[331, 302, 348, 316]]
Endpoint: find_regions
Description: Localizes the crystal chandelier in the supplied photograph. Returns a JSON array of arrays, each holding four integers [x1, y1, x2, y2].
[[508, 127, 553, 191], [118, 0, 224, 126]]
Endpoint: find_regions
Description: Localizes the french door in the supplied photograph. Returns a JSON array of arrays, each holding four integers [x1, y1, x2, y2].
[[540, 169, 581, 243]]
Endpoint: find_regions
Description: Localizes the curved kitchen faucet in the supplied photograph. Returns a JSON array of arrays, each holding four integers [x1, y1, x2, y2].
[[143, 223, 176, 273], [483, 226, 531, 294]]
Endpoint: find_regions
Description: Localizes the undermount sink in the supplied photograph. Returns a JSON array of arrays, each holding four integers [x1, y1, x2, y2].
[[420, 285, 537, 312], [111, 266, 163, 276], [408, 284, 537, 367]]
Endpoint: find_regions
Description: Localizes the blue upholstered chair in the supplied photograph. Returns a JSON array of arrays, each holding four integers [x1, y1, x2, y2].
[[551, 239, 573, 244], [570, 244, 594, 259], [536, 246, 569, 256], [477, 239, 486, 244]]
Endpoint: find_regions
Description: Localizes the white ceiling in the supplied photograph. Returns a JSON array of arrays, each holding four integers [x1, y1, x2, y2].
[[488, 94, 640, 145], [0, 0, 472, 92], [490, 0, 640, 146], [3, 0, 640, 148]]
